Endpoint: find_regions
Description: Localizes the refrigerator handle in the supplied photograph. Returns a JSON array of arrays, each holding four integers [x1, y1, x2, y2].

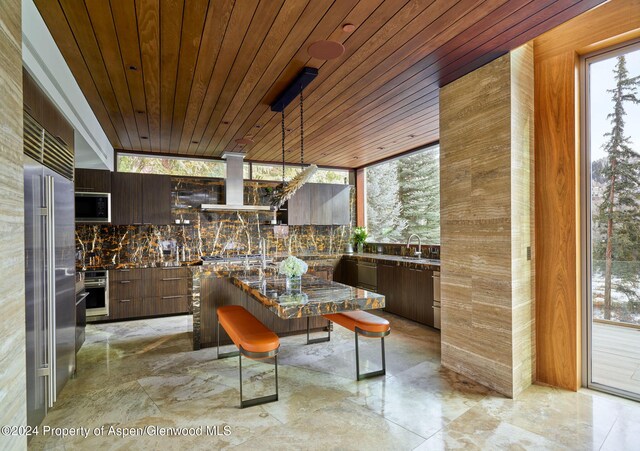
[[45, 175, 56, 407]]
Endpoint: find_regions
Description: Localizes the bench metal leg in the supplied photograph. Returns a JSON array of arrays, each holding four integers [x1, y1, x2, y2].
[[217, 320, 279, 408], [239, 353, 279, 409], [217, 320, 239, 359], [306, 317, 331, 345], [355, 328, 388, 381]]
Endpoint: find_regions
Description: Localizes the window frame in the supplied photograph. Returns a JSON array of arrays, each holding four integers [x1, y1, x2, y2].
[[580, 38, 640, 401]]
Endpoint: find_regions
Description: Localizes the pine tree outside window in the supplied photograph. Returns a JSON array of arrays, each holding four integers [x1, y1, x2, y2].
[[364, 145, 440, 244]]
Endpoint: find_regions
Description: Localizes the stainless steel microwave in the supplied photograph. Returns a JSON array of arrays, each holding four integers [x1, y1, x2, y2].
[[75, 192, 111, 223]]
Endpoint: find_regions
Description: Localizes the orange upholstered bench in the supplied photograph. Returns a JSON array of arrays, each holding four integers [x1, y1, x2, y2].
[[323, 311, 391, 380], [217, 305, 280, 408]]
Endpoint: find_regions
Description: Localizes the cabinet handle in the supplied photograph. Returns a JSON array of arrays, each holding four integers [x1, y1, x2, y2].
[[162, 277, 182, 281], [119, 269, 130, 272], [120, 280, 131, 284], [161, 295, 183, 300], [162, 267, 181, 270], [119, 299, 131, 303]]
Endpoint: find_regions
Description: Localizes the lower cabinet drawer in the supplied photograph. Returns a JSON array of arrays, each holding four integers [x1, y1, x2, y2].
[[110, 279, 143, 300], [144, 277, 189, 297], [146, 295, 190, 316], [109, 297, 145, 319]]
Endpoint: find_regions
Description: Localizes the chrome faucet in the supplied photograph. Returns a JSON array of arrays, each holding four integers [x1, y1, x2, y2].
[[406, 234, 422, 258]]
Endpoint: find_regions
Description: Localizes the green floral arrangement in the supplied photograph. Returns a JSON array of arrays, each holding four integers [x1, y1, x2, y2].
[[353, 226, 368, 245], [279, 255, 308, 279]]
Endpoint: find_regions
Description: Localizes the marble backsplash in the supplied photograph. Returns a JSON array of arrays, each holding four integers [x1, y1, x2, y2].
[[76, 176, 354, 269]]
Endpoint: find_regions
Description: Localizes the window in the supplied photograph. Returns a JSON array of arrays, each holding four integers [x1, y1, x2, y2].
[[365, 145, 440, 244], [248, 162, 349, 184], [583, 40, 640, 399], [117, 153, 225, 178]]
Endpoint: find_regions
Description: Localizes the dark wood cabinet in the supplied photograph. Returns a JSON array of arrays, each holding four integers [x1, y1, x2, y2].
[[377, 262, 400, 315], [288, 184, 310, 225], [337, 257, 358, 287], [108, 267, 190, 321], [111, 173, 172, 225], [142, 174, 172, 224], [23, 69, 74, 153], [376, 261, 436, 327], [111, 172, 143, 225], [75, 168, 112, 193], [414, 267, 434, 327]]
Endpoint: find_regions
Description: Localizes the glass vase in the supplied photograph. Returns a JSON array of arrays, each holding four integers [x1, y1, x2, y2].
[[357, 242, 364, 254], [285, 276, 302, 293]]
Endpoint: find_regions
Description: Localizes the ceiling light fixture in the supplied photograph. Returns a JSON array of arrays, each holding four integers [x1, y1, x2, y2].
[[269, 73, 319, 208], [308, 40, 345, 60], [128, 65, 138, 71], [342, 23, 356, 33]]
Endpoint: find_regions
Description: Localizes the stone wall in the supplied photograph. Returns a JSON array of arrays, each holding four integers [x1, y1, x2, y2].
[[0, 0, 26, 448], [439, 44, 535, 398], [76, 177, 354, 269]]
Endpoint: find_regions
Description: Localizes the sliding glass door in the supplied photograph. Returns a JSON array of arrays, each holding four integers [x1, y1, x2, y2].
[[583, 40, 640, 400]]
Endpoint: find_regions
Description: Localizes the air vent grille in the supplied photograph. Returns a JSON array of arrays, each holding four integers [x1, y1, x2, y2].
[[23, 111, 74, 181]]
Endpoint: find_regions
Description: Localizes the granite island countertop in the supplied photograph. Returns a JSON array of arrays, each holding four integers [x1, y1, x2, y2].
[[231, 274, 385, 319]]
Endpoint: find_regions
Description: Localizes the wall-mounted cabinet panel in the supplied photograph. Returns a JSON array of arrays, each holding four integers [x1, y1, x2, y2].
[[142, 174, 172, 224], [332, 185, 351, 225], [310, 184, 333, 225], [111, 172, 143, 225], [23, 69, 74, 153], [288, 184, 310, 225], [111, 173, 172, 225], [75, 168, 112, 192]]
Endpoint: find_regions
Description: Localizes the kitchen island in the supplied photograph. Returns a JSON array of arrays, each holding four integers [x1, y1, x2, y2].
[[191, 259, 384, 350]]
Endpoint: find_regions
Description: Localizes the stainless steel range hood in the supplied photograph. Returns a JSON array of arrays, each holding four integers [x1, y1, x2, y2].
[[201, 151, 274, 212]]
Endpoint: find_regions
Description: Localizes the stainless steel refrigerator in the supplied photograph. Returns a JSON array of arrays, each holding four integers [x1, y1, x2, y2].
[[24, 155, 76, 428]]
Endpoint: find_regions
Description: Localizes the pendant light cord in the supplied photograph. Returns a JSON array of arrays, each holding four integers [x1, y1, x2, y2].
[[300, 87, 304, 165], [281, 109, 285, 183]]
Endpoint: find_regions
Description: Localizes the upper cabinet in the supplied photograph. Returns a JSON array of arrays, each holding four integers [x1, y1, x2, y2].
[[75, 168, 112, 193], [111, 172, 143, 225], [289, 183, 351, 226], [23, 70, 74, 153], [141, 174, 172, 225], [111, 172, 172, 225]]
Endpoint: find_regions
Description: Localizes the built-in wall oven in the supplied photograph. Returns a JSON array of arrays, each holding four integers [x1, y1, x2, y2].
[[85, 270, 109, 317]]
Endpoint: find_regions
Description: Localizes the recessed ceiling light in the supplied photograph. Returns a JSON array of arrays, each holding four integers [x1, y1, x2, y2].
[[254, 125, 261, 129], [353, 156, 359, 159], [342, 23, 356, 33], [128, 65, 138, 71], [286, 128, 293, 132], [408, 134, 416, 138], [377, 147, 384, 150], [235, 138, 254, 145], [136, 110, 145, 114], [141, 136, 148, 139], [192, 140, 199, 144], [222, 121, 230, 125], [308, 40, 345, 60], [321, 153, 328, 156]]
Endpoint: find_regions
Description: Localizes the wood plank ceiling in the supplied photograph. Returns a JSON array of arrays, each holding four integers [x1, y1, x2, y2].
[[35, 0, 605, 168]]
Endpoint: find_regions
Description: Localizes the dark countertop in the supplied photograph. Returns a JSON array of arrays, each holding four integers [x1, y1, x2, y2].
[[343, 252, 441, 269], [77, 253, 439, 272], [231, 274, 385, 319]]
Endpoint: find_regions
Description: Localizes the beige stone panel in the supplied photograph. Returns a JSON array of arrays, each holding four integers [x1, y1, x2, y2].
[[442, 342, 514, 397], [0, 0, 26, 449]]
